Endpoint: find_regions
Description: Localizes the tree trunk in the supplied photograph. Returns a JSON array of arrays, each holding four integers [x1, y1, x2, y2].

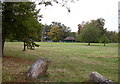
[[89, 72, 113, 84], [88, 42, 90, 45], [104, 43, 105, 46], [2, 2, 14, 57], [0, 37, 2, 58], [2, 35, 6, 57], [27, 58, 51, 78], [23, 42, 26, 51]]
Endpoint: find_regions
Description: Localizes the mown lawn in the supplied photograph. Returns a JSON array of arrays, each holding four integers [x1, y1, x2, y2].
[[3, 42, 118, 82]]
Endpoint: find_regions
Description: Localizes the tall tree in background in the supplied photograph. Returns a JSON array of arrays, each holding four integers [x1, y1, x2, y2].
[[51, 21, 71, 39], [48, 26, 64, 41], [78, 18, 105, 45], [2, 2, 43, 56], [79, 23, 101, 45], [41, 22, 71, 42]]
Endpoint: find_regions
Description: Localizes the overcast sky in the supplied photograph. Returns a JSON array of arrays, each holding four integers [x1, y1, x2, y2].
[[36, 0, 119, 32]]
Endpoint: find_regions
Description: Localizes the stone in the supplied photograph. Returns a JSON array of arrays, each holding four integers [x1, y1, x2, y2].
[[89, 72, 114, 84], [27, 58, 51, 78]]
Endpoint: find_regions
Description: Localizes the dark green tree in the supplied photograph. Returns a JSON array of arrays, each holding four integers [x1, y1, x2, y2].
[[2, 2, 43, 56], [2, 0, 79, 57], [79, 23, 101, 45], [77, 18, 106, 45], [106, 31, 118, 43], [68, 32, 76, 38]]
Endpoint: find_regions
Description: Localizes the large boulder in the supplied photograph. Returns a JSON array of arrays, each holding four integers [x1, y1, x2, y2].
[[89, 72, 114, 84], [27, 58, 51, 78]]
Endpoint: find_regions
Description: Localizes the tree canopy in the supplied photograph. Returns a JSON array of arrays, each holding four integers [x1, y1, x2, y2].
[[48, 26, 64, 41], [78, 18, 106, 45], [2, 2, 43, 53]]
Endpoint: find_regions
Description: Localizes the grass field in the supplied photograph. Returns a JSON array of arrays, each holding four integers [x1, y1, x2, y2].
[[3, 42, 118, 82]]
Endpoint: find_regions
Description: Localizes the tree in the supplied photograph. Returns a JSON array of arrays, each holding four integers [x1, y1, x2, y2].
[[68, 32, 77, 38], [2, 2, 43, 56], [51, 21, 71, 39], [42, 22, 71, 42], [48, 26, 64, 41], [2, 0, 79, 56], [79, 24, 101, 45], [99, 35, 110, 46], [77, 18, 106, 45], [78, 18, 106, 36]]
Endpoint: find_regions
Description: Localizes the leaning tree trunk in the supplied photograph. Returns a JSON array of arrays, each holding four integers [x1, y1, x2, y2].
[[89, 72, 113, 84], [27, 58, 51, 78]]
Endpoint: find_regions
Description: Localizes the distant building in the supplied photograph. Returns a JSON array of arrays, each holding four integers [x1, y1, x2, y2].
[[64, 37, 75, 42]]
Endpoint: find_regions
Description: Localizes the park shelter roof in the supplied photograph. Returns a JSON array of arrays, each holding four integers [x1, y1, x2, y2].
[[64, 37, 75, 40]]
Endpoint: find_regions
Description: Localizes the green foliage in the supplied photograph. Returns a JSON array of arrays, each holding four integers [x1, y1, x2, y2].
[[79, 21, 101, 44], [99, 35, 110, 46], [68, 32, 77, 38], [2, 2, 43, 51], [99, 35, 110, 43], [77, 18, 106, 45], [48, 26, 64, 41], [106, 31, 118, 43], [51, 22, 71, 39], [43, 22, 71, 41], [23, 39, 39, 51]]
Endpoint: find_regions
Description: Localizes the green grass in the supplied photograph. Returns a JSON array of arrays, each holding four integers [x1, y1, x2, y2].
[[3, 42, 118, 82]]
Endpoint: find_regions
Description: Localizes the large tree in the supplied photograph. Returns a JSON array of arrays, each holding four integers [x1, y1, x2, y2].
[[48, 26, 64, 42], [78, 18, 105, 45], [79, 24, 101, 45], [2, 0, 79, 56], [2, 2, 43, 56]]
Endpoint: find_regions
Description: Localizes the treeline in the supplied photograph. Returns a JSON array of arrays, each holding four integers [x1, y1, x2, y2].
[[41, 22, 76, 42], [76, 18, 118, 45], [40, 18, 118, 46]]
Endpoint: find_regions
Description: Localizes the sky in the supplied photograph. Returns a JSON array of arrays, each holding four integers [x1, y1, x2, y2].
[[36, 0, 119, 32]]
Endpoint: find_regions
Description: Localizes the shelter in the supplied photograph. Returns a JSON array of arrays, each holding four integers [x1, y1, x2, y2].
[[64, 37, 75, 42]]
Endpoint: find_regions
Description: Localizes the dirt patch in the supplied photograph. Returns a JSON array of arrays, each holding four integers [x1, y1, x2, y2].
[[2, 56, 35, 82], [3, 56, 33, 64]]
